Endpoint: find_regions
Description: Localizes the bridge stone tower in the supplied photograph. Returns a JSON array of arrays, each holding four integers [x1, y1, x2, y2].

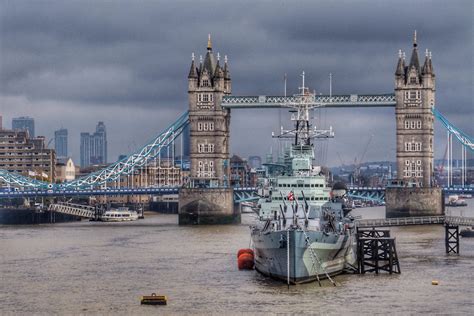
[[387, 32, 444, 217], [178, 36, 239, 225], [187, 35, 231, 187], [394, 32, 435, 187]]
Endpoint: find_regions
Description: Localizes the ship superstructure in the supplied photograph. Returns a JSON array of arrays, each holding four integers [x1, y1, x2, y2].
[[251, 72, 356, 284]]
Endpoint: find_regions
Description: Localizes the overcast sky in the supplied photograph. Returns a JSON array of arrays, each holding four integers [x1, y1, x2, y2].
[[0, 0, 472, 167]]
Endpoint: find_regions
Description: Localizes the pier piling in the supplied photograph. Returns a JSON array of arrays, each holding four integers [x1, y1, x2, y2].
[[445, 224, 459, 254], [356, 228, 400, 274]]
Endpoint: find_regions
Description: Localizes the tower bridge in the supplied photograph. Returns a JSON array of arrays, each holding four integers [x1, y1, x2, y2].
[[0, 34, 472, 225]]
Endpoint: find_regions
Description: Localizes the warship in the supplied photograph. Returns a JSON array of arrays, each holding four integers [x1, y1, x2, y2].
[[251, 73, 357, 284]]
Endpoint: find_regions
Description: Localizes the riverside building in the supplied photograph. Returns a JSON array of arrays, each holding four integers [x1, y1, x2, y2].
[[0, 129, 55, 182]]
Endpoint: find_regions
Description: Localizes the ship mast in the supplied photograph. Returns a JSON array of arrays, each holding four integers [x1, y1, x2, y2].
[[274, 71, 334, 147]]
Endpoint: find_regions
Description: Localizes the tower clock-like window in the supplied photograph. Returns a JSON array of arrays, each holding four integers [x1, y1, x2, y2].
[[197, 121, 214, 132], [197, 93, 213, 102], [197, 159, 215, 177], [405, 141, 422, 152]]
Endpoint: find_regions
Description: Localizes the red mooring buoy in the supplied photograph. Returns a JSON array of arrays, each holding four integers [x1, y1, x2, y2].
[[237, 248, 254, 258], [237, 249, 254, 270]]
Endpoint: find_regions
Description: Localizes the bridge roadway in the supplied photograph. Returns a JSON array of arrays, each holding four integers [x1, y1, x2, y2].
[[347, 186, 474, 203], [0, 186, 472, 201], [0, 186, 258, 201]]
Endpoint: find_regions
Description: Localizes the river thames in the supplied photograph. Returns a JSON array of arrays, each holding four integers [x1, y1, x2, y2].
[[1, 203, 473, 315]]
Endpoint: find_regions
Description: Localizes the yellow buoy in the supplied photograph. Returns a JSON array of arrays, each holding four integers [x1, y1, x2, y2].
[[140, 293, 167, 305], [432, 280, 439, 285]]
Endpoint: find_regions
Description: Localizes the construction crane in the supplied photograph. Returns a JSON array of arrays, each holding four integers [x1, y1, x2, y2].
[[437, 144, 449, 174], [353, 134, 374, 186], [336, 152, 345, 168]]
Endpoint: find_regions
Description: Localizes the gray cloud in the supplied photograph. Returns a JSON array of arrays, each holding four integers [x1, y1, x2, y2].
[[0, 0, 472, 166]]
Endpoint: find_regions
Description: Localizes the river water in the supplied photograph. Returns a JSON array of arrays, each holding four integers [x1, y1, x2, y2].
[[1, 201, 473, 315]]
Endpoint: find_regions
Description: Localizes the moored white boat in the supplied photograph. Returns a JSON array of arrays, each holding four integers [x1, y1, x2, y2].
[[100, 207, 139, 222], [446, 195, 468, 207]]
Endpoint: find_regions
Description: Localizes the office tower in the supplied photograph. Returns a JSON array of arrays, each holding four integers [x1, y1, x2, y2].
[[80, 122, 108, 167], [12, 116, 35, 137], [54, 128, 68, 158]]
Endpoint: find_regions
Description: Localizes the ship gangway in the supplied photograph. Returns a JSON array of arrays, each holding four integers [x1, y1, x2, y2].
[[48, 202, 101, 219], [355, 215, 474, 254]]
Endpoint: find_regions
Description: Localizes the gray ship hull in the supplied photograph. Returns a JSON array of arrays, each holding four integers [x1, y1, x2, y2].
[[252, 229, 356, 284]]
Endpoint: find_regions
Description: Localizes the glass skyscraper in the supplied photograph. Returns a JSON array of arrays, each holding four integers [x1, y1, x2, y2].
[[54, 128, 68, 158], [12, 116, 35, 137], [80, 122, 107, 167]]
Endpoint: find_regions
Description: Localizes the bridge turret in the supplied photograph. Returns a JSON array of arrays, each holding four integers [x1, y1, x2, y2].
[[188, 53, 198, 91], [213, 54, 225, 92], [422, 50, 435, 89], [223, 55, 231, 94], [395, 49, 406, 87]]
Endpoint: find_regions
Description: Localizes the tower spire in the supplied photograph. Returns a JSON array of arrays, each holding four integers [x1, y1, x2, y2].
[[207, 34, 212, 51], [408, 31, 420, 75]]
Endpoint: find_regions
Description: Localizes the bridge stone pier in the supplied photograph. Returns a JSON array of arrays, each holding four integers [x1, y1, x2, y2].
[[386, 187, 444, 217], [178, 36, 239, 225], [178, 188, 239, 224], [386, 33, 444, 218]]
